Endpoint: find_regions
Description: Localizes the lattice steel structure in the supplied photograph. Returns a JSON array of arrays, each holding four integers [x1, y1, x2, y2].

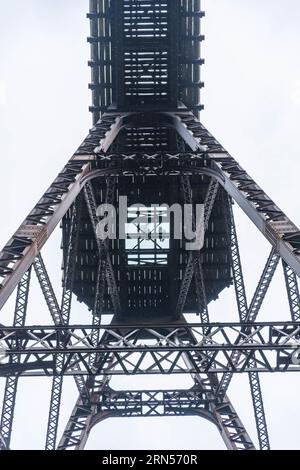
[[0, 0, 300, 451]]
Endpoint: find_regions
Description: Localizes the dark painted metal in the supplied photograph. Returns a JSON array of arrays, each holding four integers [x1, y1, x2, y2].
[[0, 0, 299, 451]]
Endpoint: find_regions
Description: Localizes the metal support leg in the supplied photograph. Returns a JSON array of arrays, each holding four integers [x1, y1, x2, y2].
[[219, 198, 270, 449], [45, 198, 83, 450], [211, 399, 255, 450], [58, 178, 117, 450], [176, 322, 255, 450], [176, 177, 219, 317], [84, 180, 121, 315], [0, 268, 31, 450]]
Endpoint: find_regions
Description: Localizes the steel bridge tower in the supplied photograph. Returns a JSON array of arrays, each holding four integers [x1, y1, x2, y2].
[[0, 0, 300, 451]]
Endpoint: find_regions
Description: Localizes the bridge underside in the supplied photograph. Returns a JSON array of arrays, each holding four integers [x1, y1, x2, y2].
[[66, 0, 232, 320], [0, 0, 300, 453]]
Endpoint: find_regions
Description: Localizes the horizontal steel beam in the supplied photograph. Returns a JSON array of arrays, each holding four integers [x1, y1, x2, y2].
[[0, 322, 299, 376], [95, 388, 214, 417]]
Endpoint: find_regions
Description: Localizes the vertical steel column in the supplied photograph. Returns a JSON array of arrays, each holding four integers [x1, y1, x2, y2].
[[176, 322, 255, 450], [58, 178, 117, 450], [89, 177, 116, 367], [45, 198, 82, 450], [0, 268, 31, 450], [217, 248, 281, 396], [176, 177, 219, 319], [84, 180, 121, 315], [221, 198, 270, 450]]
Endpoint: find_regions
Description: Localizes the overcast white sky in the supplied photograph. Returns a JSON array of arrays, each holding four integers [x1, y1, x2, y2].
[[0, 0, 300, 450]]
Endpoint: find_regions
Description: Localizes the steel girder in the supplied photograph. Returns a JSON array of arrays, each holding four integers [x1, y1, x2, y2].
[[177, 110, 300, 276], [210, 398, 255, 450], [176, 176, 219, 319], [57, 364, 115, 450], [173, 323, 255, 450], [58, 175, 117, 450], [1, 110, 299, 313], [1, 0, 299, 453], [0, 322, 300, 377], [91, 388, 254, 449], [34, 252, 89, 397], [88, 1, 204, 122], [222, 199, 270, 450], [45, 199, 84, 450], [0, 268, 31, 449], [173, 240, 254, 450], [0, 109, 299, 450], [58, 388, 255, 451], [0, 112, 121, 312], [225, 199, 248, 323], [83, 180, 121, 315], [217, 248, 281, 396], [58, 321, 255, 451], [93, 388, 213, 417], [248, 364, 269, 450]]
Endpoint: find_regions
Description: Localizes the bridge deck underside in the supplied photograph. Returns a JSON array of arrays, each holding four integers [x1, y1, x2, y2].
[[62, 174, 232, 319], [62, 0, 231, 320], [88, 0, 204, 122]]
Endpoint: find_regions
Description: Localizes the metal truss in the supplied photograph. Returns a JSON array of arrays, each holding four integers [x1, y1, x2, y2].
[[34, 255, 63, 325], [248, 365, 269, 450], [74, 144, 300, 280], [176, 176, 219, 319], [57, 177, 118, 450], [57, 371, 114, 450], [222, 196, 270, 449], [0, 268, 31, 450], [33, 252, 88, 398], [0, 431, 6, 450], [0, 116, 298, 450], [1, 109, 299, 313], [84, 180, 121, 315], [94, 388, 213, 417], [225, 199, 248, 322], [177, 110, 300, 276], [1, 0, 300, 452], [88, 0, 204, 122], [58, 315, 255, 450], [45, 199, 83, 450], [217, 248, 281, 396], [0, 321, 300, 377], [57, 381, 103, 450], [0, 112, 120, 311], [210, 398, 255, 450], [175, 323, 255, 450], [87, 388, 255, 451], [57, 386, 255, 450], [91, 387, 254, 450]]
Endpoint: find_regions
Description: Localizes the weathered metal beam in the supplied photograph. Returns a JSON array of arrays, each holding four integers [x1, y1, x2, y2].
[[217, 248, 280, 396], [84, 180, 121, 315], [0, 268, 31, 450], [45, 198, 84, 450], [0, 322, 299, 376], [176, 177, 219, 317], [222, 200, 270, 449]]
